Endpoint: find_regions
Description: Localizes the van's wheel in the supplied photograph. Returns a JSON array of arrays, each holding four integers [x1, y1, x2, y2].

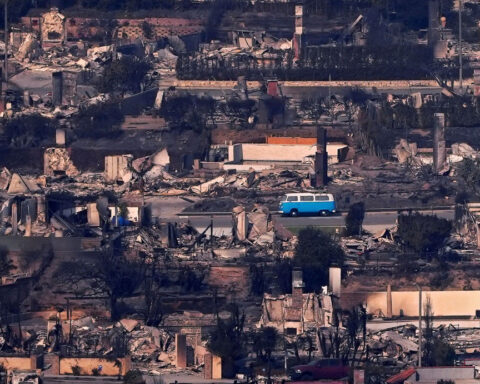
[[319, 210, 329, 216], [290, 209, 298, 217]]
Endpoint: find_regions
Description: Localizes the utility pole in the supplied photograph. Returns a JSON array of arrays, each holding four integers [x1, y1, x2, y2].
[[418, 285, 423, 367], [459, 0, 463, 90], [4, 0, 7, 89]]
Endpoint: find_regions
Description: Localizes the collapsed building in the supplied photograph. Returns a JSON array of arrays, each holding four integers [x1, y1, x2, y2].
[[2, 2, 480, 382], [19, 10, 204, 49], [259, 268, 341, 335]]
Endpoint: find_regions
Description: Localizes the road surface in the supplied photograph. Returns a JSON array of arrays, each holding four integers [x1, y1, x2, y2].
[[178, 209, 455, 236], [44, 377, 120, 384]]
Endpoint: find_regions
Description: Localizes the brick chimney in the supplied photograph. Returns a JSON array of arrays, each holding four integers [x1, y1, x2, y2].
[[292, 269, 304, 309], [267, 79, 279, 97], [387, 284, 393, 318]]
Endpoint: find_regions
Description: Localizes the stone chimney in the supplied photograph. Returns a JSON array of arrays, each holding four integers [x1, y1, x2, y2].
[[387, 284, 393, 318], [292, 269, 304, 309], [293, 3, 304, 60], [328, 267, 341, 297]]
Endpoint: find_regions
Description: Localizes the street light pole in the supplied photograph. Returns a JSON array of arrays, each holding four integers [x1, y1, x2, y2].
[[4, 0, 7, 89], [418, 285, 422, 367], [459, 0, 463, 90]]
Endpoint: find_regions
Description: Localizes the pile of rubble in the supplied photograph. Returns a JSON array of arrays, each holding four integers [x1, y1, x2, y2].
[[368, 323, 480, 366], [119, 203, 294, 261], [368, 325, 419, 367], [444, 326, 480, 354], [330, 168, 365, 185], [190, 169, 309, 196], [341, 229, 397, 270], [0, 316, 178, 368]]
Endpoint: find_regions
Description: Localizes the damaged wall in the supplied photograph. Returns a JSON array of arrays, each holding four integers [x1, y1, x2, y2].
[[0, 356, 40, 371], [40, 8, 66, 48], [44, 148, 79, 177], [367, 290, 480, 317], [52, 71, 78, 106], [207, 266, 250, 299], [15, 33, 41, 61], [21, 16, 203, 43], [104, 155, 133, 183], [228, 143, 348, 164], [260, 293, 328, 334], [59, 356, 131, 376]]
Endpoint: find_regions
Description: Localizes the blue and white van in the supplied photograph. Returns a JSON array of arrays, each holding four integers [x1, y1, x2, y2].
[[280, 193, 336, 216]]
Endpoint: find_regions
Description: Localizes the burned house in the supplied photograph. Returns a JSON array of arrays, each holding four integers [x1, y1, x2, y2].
[[20, 12, 204, 48], [40, 8, 67, 49], [259, 269, 340, 336]]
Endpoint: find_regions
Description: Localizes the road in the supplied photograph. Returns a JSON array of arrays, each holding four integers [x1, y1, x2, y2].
[[44, 377, 120, 384], [179, 209, 455, 236]]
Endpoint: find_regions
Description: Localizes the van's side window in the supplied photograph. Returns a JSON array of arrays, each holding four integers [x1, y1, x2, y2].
[[315, 195, 329, 201], [287, 196, 299, 201], [300, 195, 314, 202]]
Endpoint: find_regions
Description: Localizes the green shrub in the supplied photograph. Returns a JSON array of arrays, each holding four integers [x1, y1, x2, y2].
[[397, 213, 452, 254]]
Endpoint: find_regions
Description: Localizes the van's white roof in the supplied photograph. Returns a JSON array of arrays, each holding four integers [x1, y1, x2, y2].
[[285, 192, 334, 198]]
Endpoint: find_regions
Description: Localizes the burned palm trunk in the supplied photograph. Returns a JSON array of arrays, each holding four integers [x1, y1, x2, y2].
[[433, 113, 446, 174]]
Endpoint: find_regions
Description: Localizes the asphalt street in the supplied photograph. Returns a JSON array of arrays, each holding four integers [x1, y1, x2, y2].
[[179, 209, 455, 235], [43, 378, 121, 384]]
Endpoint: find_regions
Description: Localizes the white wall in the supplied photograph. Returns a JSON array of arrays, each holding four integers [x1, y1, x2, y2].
[[228, 143, 348, 163], [240, 144, 316, 162], [108, 206, 140, 223], [405, 367, 475, 384], [223, 164, 273, 172], [367, 291, 480, 317]]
